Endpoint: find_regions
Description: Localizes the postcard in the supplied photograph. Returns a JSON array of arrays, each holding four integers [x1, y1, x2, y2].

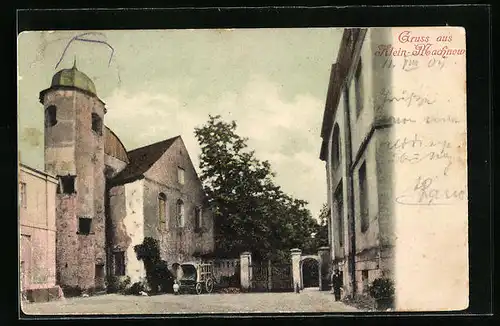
[[18, 26, 467, 314]]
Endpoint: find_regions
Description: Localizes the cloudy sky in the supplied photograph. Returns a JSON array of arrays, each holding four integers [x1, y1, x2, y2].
[[17, 29, 343, 220]]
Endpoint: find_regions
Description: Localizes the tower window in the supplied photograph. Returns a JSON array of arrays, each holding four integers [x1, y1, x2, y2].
[[57, 175, 76, 194], [91, 113, 103, 136], [45, 105, 57, 127], [78, 217, 92, 235]]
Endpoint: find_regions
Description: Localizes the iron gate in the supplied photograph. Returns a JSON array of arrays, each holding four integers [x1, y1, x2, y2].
[[250, 261, 293, 292]]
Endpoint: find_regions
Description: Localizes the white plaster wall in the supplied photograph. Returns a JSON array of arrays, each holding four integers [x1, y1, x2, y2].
[[348, 29, 378, 156], [18, 166, 58, 289], [124, 179, 146, 284]]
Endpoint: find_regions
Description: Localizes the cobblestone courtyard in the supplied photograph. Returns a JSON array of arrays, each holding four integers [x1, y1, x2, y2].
[[22, 288, 360, 315]]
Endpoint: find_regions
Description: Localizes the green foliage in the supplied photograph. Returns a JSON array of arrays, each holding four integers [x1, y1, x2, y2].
[[124, 278, 149, 295], [107, 275, 131, 294], [134, 237, 161, 263], [134, 237, 175, 294], [194, 115, 321, 260], [302, 203, 330, 254], [368, 277, 395, 300]]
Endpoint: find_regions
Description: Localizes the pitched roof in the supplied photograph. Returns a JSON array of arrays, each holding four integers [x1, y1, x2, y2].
[[111, 136, 180, 185]]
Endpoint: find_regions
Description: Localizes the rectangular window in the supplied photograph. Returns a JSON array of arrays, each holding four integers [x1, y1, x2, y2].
[[177, 167, 185, 185], [78, 217, 92, 235], [359, 162, 369, 233], [19, 182, 27, 208], [362, 270, 369, 290], [114, 251, 125, 276], [158, 193, 167, 224], [58, 175, 76, 194], [335, 186, 344, 248], [355, 59, 363, 117], [91, 113, 103, 136]]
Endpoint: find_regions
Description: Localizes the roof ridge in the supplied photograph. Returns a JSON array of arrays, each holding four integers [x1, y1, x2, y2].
[[127, 135, 181, 154]]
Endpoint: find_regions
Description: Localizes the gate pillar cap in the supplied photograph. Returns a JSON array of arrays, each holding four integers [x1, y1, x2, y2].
[[241, 251, 251, 256], [318, 246, 330, 252], [290, 248, 302, 254]]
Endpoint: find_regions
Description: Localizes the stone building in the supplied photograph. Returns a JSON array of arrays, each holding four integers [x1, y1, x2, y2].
[[319, 28, 395, 298], [108, 136, 215, 284], [19, 164, 62, 301], [35, 61, 214, 293]]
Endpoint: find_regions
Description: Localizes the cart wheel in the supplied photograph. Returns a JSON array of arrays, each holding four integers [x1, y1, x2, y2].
[[205, 278, 214, 294], [195, 282, 203, 295]]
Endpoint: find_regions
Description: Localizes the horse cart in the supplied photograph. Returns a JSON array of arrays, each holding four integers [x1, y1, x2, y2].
[[175, 262, 216, 294]]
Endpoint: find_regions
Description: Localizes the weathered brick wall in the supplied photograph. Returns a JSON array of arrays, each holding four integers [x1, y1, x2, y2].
[[55, 195, 79, 288], [43, 88, 107, 291], [143, 137, 214, 267], [43, 90, 77, 176], [92, 101, 106, 289], [108, 184, 132, 253]]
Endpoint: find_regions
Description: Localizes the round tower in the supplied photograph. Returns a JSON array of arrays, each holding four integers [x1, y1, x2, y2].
[[39, 60, 107, 293]]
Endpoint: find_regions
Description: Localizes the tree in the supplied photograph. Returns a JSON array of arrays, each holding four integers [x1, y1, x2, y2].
[[134, 237, 175, 294], [194, 115, 319, 262], [296, 203, 329, 254]]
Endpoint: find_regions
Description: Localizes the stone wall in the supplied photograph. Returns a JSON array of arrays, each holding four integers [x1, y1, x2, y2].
[[144, 137, 214, 266], [42, 88, 107, 291]]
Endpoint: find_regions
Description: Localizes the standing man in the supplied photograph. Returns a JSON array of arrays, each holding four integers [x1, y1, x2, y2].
[[332, 269, 342, 301]]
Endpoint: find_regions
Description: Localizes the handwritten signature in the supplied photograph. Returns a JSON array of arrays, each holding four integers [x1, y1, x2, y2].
[[395, 176, 466, 206], [375, 88, 436, 113]]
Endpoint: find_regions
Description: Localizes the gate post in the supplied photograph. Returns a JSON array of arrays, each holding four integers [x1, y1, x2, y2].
[[240, 252, 252, 292], [290, 248, 302, 291], [318, 246, 331, 291], [267, 259, 272, 291]]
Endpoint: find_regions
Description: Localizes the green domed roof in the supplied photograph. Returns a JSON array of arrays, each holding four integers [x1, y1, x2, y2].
[[51, 61, 96, 95]]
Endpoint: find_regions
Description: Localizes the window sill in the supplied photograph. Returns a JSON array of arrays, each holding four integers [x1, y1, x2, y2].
[[76, 232, 95, 236]]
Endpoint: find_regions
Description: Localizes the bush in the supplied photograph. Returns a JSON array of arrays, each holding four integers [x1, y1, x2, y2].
[[124, 279, 149, 295], [368, 277, 395, 300], [134, 237, 175, 294], [107, 275, 131, 294]]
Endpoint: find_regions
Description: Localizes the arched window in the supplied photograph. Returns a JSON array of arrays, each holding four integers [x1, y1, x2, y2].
[[45, 105, 57, 127], [331, 124, 341, 170], [176, 200, 185, 227], [194, 207, 203, 231], [158, 193, 167, 225]]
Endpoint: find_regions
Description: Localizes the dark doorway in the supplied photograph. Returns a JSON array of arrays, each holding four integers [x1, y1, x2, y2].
[[302, 258, 319, 288], [95, 264, 105, 291]]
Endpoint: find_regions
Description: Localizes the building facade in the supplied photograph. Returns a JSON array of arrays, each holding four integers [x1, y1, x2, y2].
[[108, 136, 214, 284], [33, 61, 214, 294], [19, 164, 61, 299], [319, 28, 395, 298]]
